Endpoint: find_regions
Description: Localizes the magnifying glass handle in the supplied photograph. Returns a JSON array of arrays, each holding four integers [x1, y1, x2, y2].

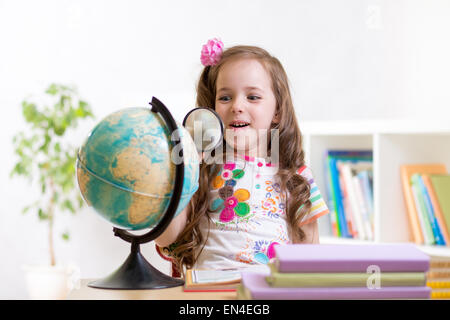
[[198, 151, 205, 162]]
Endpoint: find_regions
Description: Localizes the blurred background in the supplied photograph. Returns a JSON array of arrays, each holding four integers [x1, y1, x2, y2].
[[1, 0, 449, 299]]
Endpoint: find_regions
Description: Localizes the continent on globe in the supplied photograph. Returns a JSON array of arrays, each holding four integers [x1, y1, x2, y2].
[[76, 107, 199, 230]]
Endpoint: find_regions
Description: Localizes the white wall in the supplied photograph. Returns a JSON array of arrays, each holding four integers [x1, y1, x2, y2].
[[1, 0, 449, 299]]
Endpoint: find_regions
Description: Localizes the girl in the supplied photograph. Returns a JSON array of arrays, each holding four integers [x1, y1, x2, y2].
[[155, 39, 329, 275]]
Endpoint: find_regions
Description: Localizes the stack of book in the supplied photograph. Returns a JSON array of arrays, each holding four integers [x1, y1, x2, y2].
[[237, 244, 431, 300], [427, 255, 450, 299], [400, 164, 450, 246], [324, 150, 374, 240]]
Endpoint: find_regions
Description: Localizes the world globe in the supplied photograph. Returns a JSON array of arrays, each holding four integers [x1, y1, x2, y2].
[[76, 106, 200, 231]]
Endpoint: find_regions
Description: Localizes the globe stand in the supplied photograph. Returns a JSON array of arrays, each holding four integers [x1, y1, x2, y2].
[[88, 97, 186, 290], [87, 235, 184, 289]]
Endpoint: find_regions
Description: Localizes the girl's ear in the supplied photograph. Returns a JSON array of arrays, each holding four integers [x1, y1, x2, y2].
[[271, 114, 280, 129], [272, 110, 280, 124]]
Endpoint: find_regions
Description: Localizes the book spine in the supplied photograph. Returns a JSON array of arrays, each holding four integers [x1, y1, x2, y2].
[[400, 166, 425, 244], [266, 272, 426, 287], [326, 150, 373, 159], [359, 171, 374, 235], [337, 161, 357, 238], [249, 286, 431, 300], [328, 156, 350, 238], [430, 261, 450, 269], [340, 162, 364, 239], [324, 153, 339, 237], [418, 175, 445, 245], [430, 175, 450, 238], [427, 269, 450, 279], [413, 174, 436, 245], [276, 259, 430, 273], [431, 289, 450, 299], [354, 174, 373, 241], [411, 175, 434, 245], [422, 174, 450, 246], [427, 280, 450, 289]]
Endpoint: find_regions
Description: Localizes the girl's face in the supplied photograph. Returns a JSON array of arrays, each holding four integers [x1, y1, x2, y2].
[[215, 58, 279, 157]]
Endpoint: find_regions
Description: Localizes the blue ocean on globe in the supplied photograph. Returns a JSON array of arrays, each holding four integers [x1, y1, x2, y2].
[[76, 107, 199, 230]]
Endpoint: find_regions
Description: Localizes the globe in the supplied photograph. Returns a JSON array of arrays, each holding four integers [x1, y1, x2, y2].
[[76, 106, 199, 231]]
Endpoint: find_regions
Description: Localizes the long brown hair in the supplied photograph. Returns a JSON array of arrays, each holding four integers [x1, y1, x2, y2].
[[169, 45, 311, 274]]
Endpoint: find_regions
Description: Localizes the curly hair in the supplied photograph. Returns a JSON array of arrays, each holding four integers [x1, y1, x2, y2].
[[168, 45, 311, 275]]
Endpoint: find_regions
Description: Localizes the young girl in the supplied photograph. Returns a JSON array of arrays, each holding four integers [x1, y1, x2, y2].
[[155, 38, 329, 275]]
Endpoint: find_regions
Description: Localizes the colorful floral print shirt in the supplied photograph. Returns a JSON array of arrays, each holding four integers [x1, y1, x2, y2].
[[193, 153, 329, 270]]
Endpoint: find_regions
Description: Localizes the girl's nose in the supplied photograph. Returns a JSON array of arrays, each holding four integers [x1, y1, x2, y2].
[[231, 97, 245, 114]]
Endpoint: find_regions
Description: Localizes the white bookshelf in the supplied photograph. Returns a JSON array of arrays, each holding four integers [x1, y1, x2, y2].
[[300, 119, 450, 257]]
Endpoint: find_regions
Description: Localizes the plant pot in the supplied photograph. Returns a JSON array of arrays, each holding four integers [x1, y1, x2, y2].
[[22, 264, 80, 300]]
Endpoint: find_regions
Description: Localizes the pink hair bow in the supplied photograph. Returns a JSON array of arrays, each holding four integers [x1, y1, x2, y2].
[[200, 38, 224, 66]]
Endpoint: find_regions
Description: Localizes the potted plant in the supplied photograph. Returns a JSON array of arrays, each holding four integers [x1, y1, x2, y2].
[[11, 83, 94, 299]]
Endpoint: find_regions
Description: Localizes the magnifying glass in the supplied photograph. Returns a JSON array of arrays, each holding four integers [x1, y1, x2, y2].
[[182, 107, 224, 153]]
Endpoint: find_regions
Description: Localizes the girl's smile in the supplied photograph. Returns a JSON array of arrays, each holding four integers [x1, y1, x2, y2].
[[228, 119, 251, 131]]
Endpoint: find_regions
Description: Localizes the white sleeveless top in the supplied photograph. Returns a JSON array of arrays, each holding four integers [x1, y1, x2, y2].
[[193, 153, 329, 270]]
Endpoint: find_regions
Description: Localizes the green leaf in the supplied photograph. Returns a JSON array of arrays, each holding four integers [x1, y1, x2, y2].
[[10, 158, 32, 177], [62, 199, 75, 214], [61, 232, 70, 241], [38, 208, 49, 221], [38, 133, 51, 152], [54, 142, 61, 153], [77, 195, 84, 208], [62, 179, 75, 193], [75, 102, 88, 117], [79, 100, 88, 109], [46, 84, 58, 95], [54, 125, 66, 136], [22, 206, 31, 215], [53, 191, 59, 203], [22, 102, 38, 123]]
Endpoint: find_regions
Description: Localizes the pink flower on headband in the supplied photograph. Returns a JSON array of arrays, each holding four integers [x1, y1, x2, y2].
[[200, 38, 224, 66]]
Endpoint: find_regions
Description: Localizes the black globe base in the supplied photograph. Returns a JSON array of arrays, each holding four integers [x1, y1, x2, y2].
[[87, 97, 186, 290], [88, 242, 184, 290]]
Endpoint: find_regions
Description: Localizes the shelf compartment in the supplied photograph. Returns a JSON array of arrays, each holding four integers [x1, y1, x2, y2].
[[304, 134, 373, 239]]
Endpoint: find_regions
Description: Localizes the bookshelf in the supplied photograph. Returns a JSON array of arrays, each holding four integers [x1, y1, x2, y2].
[[300, 119, 450, 257]]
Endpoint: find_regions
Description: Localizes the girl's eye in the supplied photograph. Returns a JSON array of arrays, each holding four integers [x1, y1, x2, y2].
[[218, 96, 231, 102], [248, 95, 261, 101]]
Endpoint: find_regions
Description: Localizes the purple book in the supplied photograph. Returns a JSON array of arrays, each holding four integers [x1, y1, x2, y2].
[[240, 272, 431, 300], [273, 244, 430, 273]]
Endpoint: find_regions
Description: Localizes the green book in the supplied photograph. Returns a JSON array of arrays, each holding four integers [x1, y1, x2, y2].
[[430, 174, 450, 233], [265, 263, 426, 288], [236, 284, 251, 300]]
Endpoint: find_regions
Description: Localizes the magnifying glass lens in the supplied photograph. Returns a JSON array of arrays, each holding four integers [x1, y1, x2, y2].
[[183, 108, 224, 152]]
